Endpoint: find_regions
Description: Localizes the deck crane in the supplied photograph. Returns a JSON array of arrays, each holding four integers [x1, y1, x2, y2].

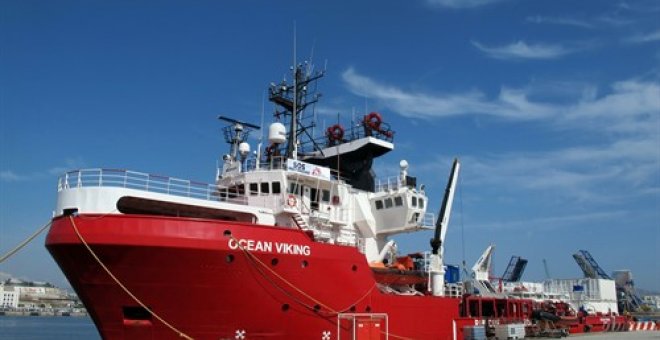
[[428, 158, 460, 296], [501, 255, 528, 282], [465, 244, 500, 296], [543, 259, 551, 280], [572, 250, 611, 279], [472, 244, 495, 281]]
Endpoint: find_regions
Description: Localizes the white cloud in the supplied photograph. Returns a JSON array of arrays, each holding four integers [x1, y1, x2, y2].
[[597, 14, 635, 27], [342, 68, 660, 127], [456, 136, 659, 201], [563, 80, 660, 133], [342, 68, 555, 120], [472, 211, 627, 231], [625, 29, 660, 44], [525, 16, 594, 29], [342, 68, 660, 203], [472, 40, 576, 60], [0, 170, 26, 182], [1, 158, 86, 182], [425, 0, 504, 9]]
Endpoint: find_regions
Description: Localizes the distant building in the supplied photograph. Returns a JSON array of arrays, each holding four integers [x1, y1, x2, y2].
[[2, 278, 77, 309], [0, 285, 20, 308], [642, 295, 660, 310]]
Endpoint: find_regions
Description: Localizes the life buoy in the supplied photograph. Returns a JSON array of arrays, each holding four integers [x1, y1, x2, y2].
[[287, 194, 297, 207], [327, 124, 344, 141], [364, 112, 382, 131]]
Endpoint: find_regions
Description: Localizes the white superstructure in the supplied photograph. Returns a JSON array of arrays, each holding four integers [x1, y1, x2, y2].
[[56, 154, 436, 260]]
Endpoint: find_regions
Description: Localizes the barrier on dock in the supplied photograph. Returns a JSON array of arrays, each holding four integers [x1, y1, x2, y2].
[[628, 321, 658, 331]]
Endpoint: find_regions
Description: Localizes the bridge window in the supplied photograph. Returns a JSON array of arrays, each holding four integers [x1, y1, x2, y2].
[[288, 182, 300, 195], [249, 183, 258, 196], [418, 198, 424, 208], [394, 196, 403, 207], [384, 198, 393, 208], [411, 196, 417, 207], [321, 190, 330, 202], [272, 182, 281, 194], [375, 200, 383, 210], [261, 182, 269, 194]]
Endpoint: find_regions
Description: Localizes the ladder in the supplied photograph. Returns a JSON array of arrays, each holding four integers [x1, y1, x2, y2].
[[292, 213, 309, 230]]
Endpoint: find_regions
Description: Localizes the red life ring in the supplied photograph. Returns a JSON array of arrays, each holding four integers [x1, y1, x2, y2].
[[327, 124, 344, 141], [287, 194, 297, 207], [364, 112, 382, 131]]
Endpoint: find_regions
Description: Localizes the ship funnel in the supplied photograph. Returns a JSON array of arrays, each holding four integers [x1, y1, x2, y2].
[[268, 122, 287, 144]]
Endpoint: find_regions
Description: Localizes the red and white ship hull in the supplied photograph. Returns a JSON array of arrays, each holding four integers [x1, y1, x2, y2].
[[47, 214, 466, 340]]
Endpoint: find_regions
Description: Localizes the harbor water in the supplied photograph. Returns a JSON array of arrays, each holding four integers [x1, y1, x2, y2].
[[0, 316, 100, 340]]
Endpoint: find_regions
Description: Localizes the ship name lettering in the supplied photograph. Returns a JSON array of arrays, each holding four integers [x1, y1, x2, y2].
[[275, 242, 311, 256], [228, 238, 310, 256], [228, 239, 273, 253]]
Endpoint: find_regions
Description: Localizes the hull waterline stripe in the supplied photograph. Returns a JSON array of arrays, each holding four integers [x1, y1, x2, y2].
[[69, 216, 194, 340]]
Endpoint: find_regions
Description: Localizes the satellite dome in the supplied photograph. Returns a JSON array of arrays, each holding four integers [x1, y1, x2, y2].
[[238, 142, 250, 157], [268, 122, 287, 144]]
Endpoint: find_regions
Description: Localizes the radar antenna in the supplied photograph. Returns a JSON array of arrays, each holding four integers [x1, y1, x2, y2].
[[218, 115, 260, 161]]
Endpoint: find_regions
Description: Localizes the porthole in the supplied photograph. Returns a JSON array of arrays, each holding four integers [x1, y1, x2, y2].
[[301, 260, 308, 268], [271, 258, 279, 266], [223, 230, 232, 237], [226, 254, 234, 263]]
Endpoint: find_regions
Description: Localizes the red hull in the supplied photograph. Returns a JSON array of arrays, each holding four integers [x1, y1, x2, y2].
[[46, 215, 464, 339]]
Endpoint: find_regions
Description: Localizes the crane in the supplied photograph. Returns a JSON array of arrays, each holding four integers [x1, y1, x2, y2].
[[428, 158, 460, 296], [543, 259, 551, 280]]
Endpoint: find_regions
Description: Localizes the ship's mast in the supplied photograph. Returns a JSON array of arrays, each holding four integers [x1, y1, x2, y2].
[[291, 27, 297, 159], [268, 55, 324, 159]]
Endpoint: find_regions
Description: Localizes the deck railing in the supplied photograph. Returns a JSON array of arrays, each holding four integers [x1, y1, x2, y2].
[[374, 176, 404, 192], [420, 212, 436, 228], [243, 156, 349, 182], [58, 169, 222, 202]]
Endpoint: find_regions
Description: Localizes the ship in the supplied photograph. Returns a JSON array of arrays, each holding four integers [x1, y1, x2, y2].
[[45, 60, 629, 339], [466, 246, 630, 335]]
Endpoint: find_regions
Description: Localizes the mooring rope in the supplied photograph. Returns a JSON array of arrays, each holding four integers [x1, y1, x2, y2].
[[0, 220, 52, 264], [68, 216, 194, 340]]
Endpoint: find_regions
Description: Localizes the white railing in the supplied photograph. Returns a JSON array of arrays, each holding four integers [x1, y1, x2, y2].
[[375, 175, 403, 192], [243, 156, 350, 182], [420, 212, 436, 228], [58, 169, 224, 202]]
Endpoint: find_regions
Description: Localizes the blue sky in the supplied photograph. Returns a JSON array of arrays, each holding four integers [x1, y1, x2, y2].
[[1, 1, 659, 291]]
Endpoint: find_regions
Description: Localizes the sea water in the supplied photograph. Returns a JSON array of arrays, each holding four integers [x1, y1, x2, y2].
[[0, 316, 100, 340]]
